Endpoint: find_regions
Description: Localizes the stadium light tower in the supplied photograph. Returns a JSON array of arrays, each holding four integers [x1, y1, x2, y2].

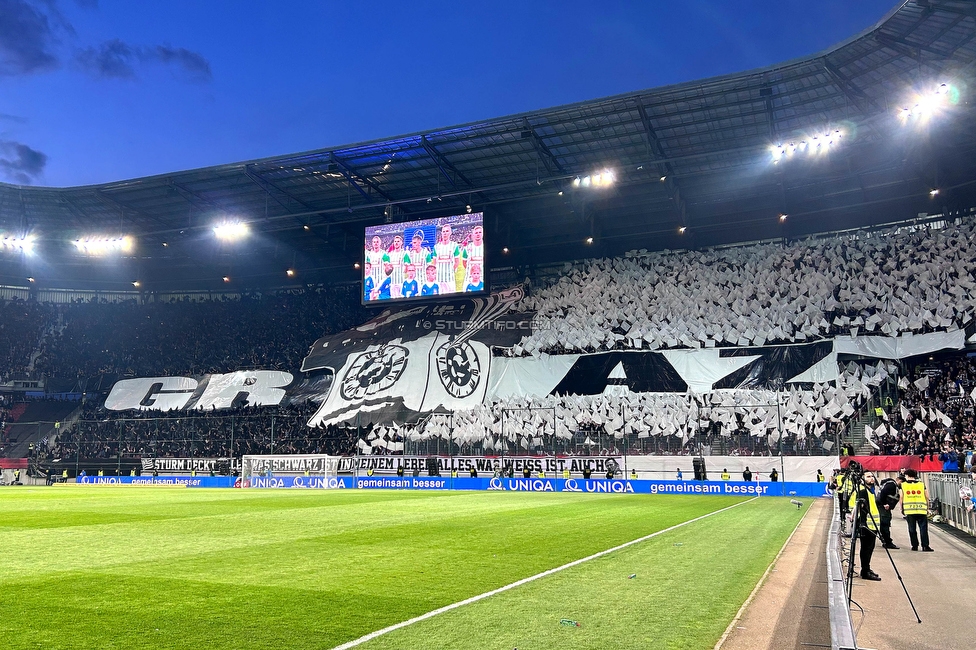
[[213, 221, 250, 241], [1, 235, 35, 255], [72, 236, 134, 255], [770, 130, 842, 161], [572, 169, 615, 189], [899, 82, 957, 124]]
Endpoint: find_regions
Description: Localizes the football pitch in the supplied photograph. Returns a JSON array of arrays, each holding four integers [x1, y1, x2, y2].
[[0, 488, 805, 649]]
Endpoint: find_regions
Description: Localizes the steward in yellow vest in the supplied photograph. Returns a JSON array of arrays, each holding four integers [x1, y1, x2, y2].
[[562, 469, 570, 479], [901, 476, 927, 515], [901, 468, 933, 551], [721, 470, 731, 481]]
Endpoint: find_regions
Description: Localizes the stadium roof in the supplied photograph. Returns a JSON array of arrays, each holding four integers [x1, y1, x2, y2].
[[3, 0, 976, 292]]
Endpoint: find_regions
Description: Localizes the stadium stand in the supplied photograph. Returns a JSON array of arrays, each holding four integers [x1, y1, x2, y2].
[[388, 363, 887, 457], [0, 300, 58, 381], [865, 354, 976, 459], [43, 401, 359, 463], [34, 286, 365, 379], [517, 220, 976, 355], [5, 221, 976, 465]]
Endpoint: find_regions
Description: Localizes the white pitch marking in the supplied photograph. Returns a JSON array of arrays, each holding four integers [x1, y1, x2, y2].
[[331, 496, 760, 649]]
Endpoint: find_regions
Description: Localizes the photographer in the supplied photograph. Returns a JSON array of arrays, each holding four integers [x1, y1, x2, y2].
[[849, 471, 882, 581], [876, 473, 903, 549]]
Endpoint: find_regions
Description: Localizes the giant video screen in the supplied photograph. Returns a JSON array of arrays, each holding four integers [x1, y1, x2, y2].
[[363, 212, 485, 304]]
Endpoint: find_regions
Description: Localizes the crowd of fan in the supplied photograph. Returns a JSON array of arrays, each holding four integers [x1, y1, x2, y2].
[[369, 363, 886, 458], [44, 399, 360, 461], [867, 355, 976, 464], [22, 286, 365, 379], [0, 300, 57, 381], [517, 221, 976, 355]]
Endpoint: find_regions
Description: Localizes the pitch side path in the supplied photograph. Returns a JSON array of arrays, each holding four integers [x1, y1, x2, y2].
[[0, 488, 803, 649], [850, 518, 976, 650]]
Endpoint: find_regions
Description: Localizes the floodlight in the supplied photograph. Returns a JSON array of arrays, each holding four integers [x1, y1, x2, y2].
[[930, 189, 940, 197], [353, 262, 361, 270], [72, 236, 133, 255], [502, 247, 510, 254], [213, 221, 250, 241], [286, 269, 295, 277], [779, 213, 788, 222], [132, 281, 141, 288], [585, 237, 594, 244], [222, 276, 231, 283], [678, 226, 687, 234], [27, 277, 35, 283], [1, 235, 34, 255]]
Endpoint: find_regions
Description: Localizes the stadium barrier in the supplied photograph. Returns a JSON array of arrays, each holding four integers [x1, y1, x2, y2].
[[826, 497, 857, 650], [926, 473, 976, 536], [243, 475, 832, 496], [76, 475, 235, 488]]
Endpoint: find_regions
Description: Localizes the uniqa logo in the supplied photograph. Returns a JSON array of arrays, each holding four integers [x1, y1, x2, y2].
[[292, 476, 346, 489], [488, 477, 506, 491], [583, 481, 635, 493], [508, 479, 555, 492], [564, 479, 582, 492]]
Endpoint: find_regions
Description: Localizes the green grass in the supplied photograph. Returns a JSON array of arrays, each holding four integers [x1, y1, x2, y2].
[[0, 488, 804, 649]]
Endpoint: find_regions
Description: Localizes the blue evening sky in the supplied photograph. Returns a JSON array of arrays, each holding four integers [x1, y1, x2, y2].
[[0, 0, 896, 188]]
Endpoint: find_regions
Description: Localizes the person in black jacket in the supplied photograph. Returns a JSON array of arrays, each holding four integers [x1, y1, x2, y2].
[[876, 474, 903, 549], [742, 467, 753, 482]]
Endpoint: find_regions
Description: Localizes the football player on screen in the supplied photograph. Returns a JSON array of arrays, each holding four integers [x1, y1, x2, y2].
[[464, 263, 484, 292], [434, 224, 460, 294], [377, 263, 394, 300], [401, 265, 419, 298], [365, 235, 386, 287], [461, 225, 484, 287], [405, 230, 430, 275], [384, 234, 406, 299], [421, 263, 440, 296]]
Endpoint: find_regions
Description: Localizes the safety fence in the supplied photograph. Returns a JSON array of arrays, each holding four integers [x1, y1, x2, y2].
[[927, 472, 976, 536], [827, 496, 857, 650]]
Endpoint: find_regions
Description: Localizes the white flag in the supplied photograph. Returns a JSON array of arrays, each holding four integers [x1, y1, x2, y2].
[[914, 376, 930, 391]]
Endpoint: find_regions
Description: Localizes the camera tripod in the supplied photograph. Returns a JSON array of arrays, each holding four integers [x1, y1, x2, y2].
[[843, 463, 921, 625]]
